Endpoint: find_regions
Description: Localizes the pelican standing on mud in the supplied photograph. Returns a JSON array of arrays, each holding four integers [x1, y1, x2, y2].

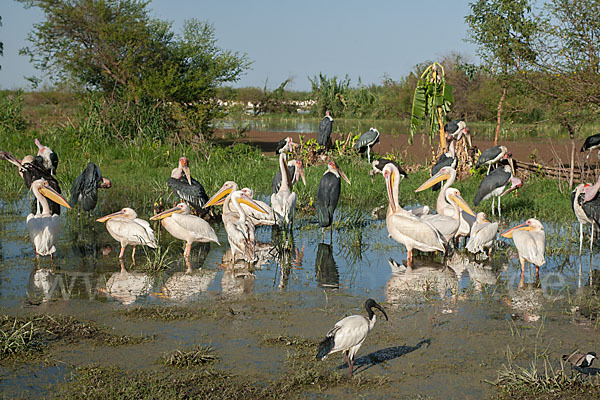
[[383, 162, 445, 267], [96, 208, 158, 263]]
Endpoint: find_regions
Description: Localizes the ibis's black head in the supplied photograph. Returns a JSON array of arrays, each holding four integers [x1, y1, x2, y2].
[[365, 298, 388, 321]]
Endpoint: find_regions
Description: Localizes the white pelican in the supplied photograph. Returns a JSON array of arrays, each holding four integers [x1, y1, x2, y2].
[[465, 212, 498, 258], [150, 202, 220, 259], [422, 188, 476, 242], [241, 188, 276, 226], [204, 183, 268, 263], [272, 159, 306, 194], [316, 298, 388, 377], [501, 218, 545, 286], [27, 178, 72, 259], [383, 162, 445, 267], [96, 208, 158, 263], [271, 152, 297, 226]]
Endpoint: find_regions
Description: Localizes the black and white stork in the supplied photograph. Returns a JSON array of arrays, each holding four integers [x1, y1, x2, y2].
[[167, 157, 209, 214], [316, 298, 388, 377], [581, 133, 600, 160], [474, 165, 522, 218], [275, 136, 298, 154], [318, 110, 334, 149], [34, 138, 59, 175], [369, 159, 408, 181], [0, 151, 64, 215], [571, 175, 600, 254], [353, 127, 380, 163], [271, 159, 306, 194], [475, 145, 511, 175], [444, 120, 472, 146], [70, 162, 112, 211], [316, 161, 351, 237], [430, 134, 458, 191]]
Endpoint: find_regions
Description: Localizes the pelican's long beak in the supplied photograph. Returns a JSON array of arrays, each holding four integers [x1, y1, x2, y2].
[[150, 206, 182, 221], [501, 223, 533, 238], [97, 209, 126, 223], [415, 170, 451, 192], [448, 193, 476, 217], [385, 171, 396, 213], [204, 186, 233, 208], [39, 184, 71, 209], [182, 165, 192, 185], [239, 194, 268, 214], [337, 166, 351, 185]]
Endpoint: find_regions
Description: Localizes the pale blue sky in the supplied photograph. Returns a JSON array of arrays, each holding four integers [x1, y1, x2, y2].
[[1, 0, 480, 91]]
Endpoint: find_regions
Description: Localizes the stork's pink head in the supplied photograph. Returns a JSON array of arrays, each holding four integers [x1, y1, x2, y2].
[[179, 157, 189, 167]]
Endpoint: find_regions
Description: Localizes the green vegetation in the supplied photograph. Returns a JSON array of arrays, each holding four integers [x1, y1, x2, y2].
[[159, 345, 219, 368]]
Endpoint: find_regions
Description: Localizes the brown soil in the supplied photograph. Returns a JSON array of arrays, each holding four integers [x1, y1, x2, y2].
[[216, 129, 591, 167]]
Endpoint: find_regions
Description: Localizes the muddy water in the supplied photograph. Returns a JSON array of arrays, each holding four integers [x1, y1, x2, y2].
[[1, 195, 599, 398]]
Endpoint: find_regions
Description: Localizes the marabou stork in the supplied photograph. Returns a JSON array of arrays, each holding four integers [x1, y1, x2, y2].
[[581, 133, 600, 160], [96, 208, 158, 263], [475, 145, 511, 175], [0, 151, 63, 215], [318, 110, 333, 149], [34, 138, 59, 175], [353, 127, 380, 163], [168, 157, 209, 213], [444, 120, 470, 141], [271, 152, 298, 226], [383, 162, 445, 267], [563, 352, 596, 368], [474, 164, 522, 218], [150, 202, 220, 259], [271, 159, 306, 194], [501, 218, 545, 286], [465, 212, 498, 258], [70, 162, 111, 211], [275, 136, 298, 154], [27, 179, 72, 258], [571, 176, 600, 254], [430, 134, 458, 191], [369, 159, 408, 181], [316, 161, 351, 236], [204, 183, 268, 263], [316, 298, 388, 378]]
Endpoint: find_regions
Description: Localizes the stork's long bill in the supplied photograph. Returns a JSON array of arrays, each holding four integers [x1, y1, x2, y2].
[[296, 161, 306, 186], [39, 182, 71, 209], [180, 157, 192, 185], [330, 162, 351, 185]]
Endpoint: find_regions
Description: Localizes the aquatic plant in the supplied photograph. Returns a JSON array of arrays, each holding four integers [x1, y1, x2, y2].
[[160, 345, 219, 368]]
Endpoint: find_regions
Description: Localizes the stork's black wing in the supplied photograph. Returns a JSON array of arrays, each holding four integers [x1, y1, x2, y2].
[[316, 172, 341, 228], [475, 145, 503, 168], [431, 153, 458, 191], [272, 164, 296, 194], [474, 167, 510, 206], [372, 159, 408, 177], [168, 173, 209, 212], [582, 196, 600, 226], [444, 120, 461, 135], [22, 159, 62, 215], [318, 117, 333, 147], [275, 138, 289, 154], [70, 162, 102, 211], [581, 133, 600, 152], [353, 129, 380, 152]]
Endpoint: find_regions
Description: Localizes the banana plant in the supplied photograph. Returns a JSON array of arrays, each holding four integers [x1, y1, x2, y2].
[[409, 62, 454, 150]]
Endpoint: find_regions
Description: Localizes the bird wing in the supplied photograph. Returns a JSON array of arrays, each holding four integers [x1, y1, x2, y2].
[[318, 118, 333, 146], [513, 230, 545, 266], [26, 214, 60, 255], [474, 167, 510, 205], [171, 213, 219, 244], [476, 146, 502, 167], [316, 173, 341, 227], [353, 130, 379, 151], [387, 213, 445, 252], [328, 315, 370, 355], [466, 222, 498, 253], [167, 175, 209, 210]]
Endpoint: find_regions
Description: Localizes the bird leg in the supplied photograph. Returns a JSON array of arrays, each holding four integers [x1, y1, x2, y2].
[[486, 164, 491, 175], [580, 223, 584, 255], [345, 352, 353, 378], [535, 265, 540, 287], [491, 197, 495, 217], [519, 258, 526, 289], [498, 196, 502, 219], [407, 250, 413, 268], [119, 246, 125, 259], [184, 243, 192, 258], [591, 224, 595, 253], [131, 245, 137, 265], [367, 146, 371, 164]]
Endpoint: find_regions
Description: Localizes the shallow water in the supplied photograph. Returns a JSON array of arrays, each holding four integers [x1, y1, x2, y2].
[[1, 194, 599, 398]]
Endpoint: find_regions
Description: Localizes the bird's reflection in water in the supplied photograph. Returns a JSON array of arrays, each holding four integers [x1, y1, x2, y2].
[[315, 243, 339, 290], [444, 253, 497, 293], [27, 268, 56, 304], [160, 268, 216, 302], [220, 249, 255, 297], [181, 242, 211, 272], [98, 259, 153, 305], [270, 229, 302, 291], [386, 258, 458, 306], [501, 284, 543, 322]]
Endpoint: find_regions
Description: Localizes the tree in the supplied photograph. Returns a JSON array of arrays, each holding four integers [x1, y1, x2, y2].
[[409, 62, 454, 150], [18, 0, 251, 141], [465, 0, 538, 145]]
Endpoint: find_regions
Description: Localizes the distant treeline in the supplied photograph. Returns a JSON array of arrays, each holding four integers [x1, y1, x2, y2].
[[217, 54, 544, 125]]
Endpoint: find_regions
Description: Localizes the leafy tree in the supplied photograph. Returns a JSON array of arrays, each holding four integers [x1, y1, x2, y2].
[[465, 0, 538, 145], [18, 0, 251, 142], [309, 73, 351, 117]]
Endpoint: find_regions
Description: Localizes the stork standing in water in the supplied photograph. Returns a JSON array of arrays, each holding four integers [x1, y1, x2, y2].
[[27, 179, 72, 259], [501, 218, 545, 287], [34, 138, 59, 175], [383, 163, 445, 267], [168, 157, 209, 213], [271, 159, 306, 194], [275, 136, 298, 154], [316, 161, 351, 239], [316, 299, 388, 378], [70, 162, 111, 211], [318, 110, 333, 149], [475, 145, 511, 175], [353, 127, 380, 163], [271, 152, 298, 226], [581, 133, 600, 161], [474, 163, 522, 218], [150, 203, 220, 260], [96, 208, 158, 263], [0, 151, 63, 215], [572, 176, 600, 254]]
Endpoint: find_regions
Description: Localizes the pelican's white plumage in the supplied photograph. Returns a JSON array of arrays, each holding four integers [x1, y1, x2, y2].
[[466, 212, 498, 257], [241, 188, 276, 226], [97, 208, 157, 262], [271, 152, 296, 226]]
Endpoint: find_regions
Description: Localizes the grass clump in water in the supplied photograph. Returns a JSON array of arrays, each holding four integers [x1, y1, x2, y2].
[[118, 305, 220, 321], [0, 319, 41, 358], [160, 345, 219, 368], [261, 333, 317, 350]]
